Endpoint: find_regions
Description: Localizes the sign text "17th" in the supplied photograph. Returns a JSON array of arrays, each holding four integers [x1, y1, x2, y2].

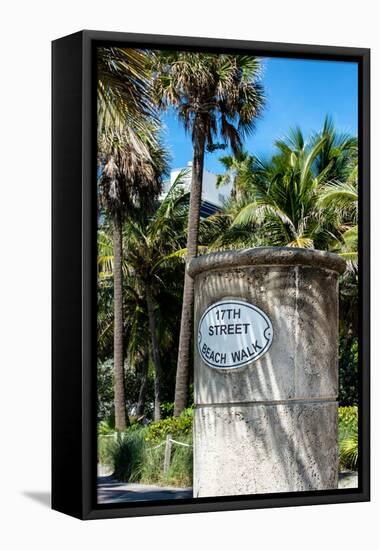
[[209, 307, 250, 336]]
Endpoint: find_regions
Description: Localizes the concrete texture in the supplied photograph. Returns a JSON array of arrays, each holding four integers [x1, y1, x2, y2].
[[190, 247, 345, 497], [194, 402, 338, 497], [188, 246, 346, 278]]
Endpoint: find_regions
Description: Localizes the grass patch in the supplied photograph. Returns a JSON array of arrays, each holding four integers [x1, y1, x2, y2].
[[98, 409, 193, 487], [112, 427, 147, 482], [164, 434, 193, 487]]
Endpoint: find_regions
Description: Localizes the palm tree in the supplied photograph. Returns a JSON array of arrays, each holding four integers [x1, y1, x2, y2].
[[122, 173, 190, 420], [312, 115, 357, 182], [216, 151, 256, 202], [318, 160, 358, 265], [98, 123, 167, 430], [97, 46, 170, 430], [98, 173, 190, 420], [154, 52, 265, 415], [231, 125, 350, 250], [97, 232, 150, 420], [319, 158, 359, 379], [97, 269, 150, 422], [97, 47, 157, 136], [97, 261, 114, 363]]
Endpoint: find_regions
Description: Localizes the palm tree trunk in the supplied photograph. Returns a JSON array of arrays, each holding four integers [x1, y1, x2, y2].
[[136, 351, 149, 418], [146, 283, 162, 421], [174, 133, 205, 416], [113, 210, 128, 430]]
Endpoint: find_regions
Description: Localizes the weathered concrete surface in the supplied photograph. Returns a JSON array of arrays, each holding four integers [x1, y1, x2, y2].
[[188, 247, 346, 279], [193, 265, 339, 404], [191, 247, 345, 497], [194, 402, 338, 497]]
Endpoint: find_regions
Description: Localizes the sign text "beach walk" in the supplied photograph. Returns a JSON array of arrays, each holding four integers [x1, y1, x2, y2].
[[197, 300, 273, 369]]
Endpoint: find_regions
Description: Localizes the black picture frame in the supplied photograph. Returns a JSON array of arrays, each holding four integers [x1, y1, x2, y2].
[[52, 30, 370, 520]]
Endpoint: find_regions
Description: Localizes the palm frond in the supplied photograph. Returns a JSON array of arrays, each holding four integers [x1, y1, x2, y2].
[[318, 180, 357, 209]]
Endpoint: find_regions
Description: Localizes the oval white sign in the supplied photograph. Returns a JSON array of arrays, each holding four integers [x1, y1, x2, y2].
[[197, 299, 273, 369]]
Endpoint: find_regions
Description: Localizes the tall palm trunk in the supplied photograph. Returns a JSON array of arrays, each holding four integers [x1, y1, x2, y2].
[[113, 210, 128, 430], [146, 283, 162, 421], [136, 351, 149, 418], [174, 132, 205, 416]]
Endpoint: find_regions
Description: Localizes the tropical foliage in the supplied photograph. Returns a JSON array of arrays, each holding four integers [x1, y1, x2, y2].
[[97, 47, 165, 430], [98, 172, 190, 421], [96, 48, 359, 482], [228, 121, 357, 250], [339, 406, 358, 471]]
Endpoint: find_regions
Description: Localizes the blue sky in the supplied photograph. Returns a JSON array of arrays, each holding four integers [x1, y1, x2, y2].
[[160, 57, 358, 174]]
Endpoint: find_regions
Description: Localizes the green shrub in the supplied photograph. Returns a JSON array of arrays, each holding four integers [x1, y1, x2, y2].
[[160, 401, 174, 418], [339, 406, 358, 432], [145, 408, 193, 444], [111, 427, 147, 482], [98, 419, 115, 435], [141, 409, 193, 486], [340, 428, 358, 471], [339, 406, 358, 471]]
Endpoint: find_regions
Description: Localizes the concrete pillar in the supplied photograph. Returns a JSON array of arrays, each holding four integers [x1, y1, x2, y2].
[[189, 247, 346, 497]]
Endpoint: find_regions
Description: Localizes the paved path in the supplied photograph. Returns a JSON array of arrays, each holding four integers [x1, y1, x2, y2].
[[97, 476, 193, 504], [97, 471, 358, 504], [338, 471, 358, 489]]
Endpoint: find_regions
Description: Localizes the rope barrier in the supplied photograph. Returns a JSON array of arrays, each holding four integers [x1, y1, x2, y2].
[[151, 438, 192, 450], [169, 438, 192, 447], [151, 441, 166, 450]]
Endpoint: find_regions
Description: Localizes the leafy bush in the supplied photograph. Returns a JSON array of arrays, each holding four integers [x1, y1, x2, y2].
[[339, 406, 358, 471], [160, 401, 174, 418], [145, 407, 193, 444], [340, 428, 358, 471], [98, 419, 115, 435], [339, 406, 358, 433]]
